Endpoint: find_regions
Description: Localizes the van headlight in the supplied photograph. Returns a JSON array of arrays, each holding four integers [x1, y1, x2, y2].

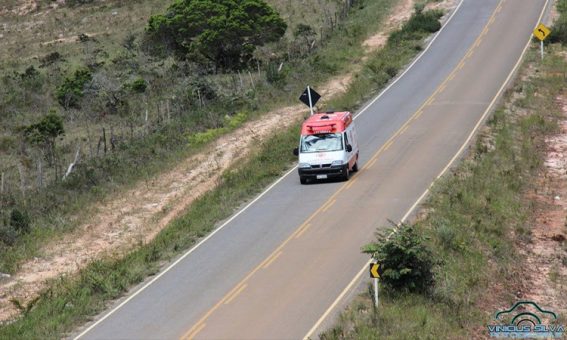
[[299, 163, 311, 169], [331, 160, 344, 167]]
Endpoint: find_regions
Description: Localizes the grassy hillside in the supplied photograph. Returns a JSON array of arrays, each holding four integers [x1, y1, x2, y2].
[[0, 0, 401, 272]]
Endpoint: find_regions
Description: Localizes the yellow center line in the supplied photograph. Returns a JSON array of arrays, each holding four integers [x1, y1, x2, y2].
[[412, 110, 423, 121], [322, 199, 337, 212], [181, 1, 506, 337], [262, 251, 283, 268], [345, 177, 359, 190], [366, 158, 379, 169], [304, 1, 512, 338], [438, 83, 447, 93], [383, 140, 394, 151], [224, 284, 248, 305], [295, 223, 312, 239], [184, 322, 206, 340]]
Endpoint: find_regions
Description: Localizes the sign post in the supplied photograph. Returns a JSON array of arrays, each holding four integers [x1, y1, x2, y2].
[[307, 86, 314, 116], [299, 86, 321, 116], [369, 262, 383, 308], [533, 23, 551, 61]]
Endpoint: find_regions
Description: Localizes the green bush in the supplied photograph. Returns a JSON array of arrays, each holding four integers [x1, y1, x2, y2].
[[23, 111, 65, 146], [128, 78, 147, 93], [55, 68, 92, 109], [10, 209, 31, 234], [147, 0, 287, 70], [363, 225, 438, 294], [266, 62, 287, 85], [388, 10, 442, 44], [549, 0, 567, 44]]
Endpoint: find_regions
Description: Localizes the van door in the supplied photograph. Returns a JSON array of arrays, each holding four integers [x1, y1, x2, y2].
[[344, 130, 353, 166]]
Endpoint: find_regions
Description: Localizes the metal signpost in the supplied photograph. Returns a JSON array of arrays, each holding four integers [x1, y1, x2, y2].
[[299, 86, 321, 116], [533, 23, 551, 60], [369, 262, 383, 308]]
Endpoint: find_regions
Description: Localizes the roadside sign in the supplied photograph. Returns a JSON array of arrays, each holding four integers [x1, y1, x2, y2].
[[533, 23, 551, 41], [299, 86, 321, 115], [369, 262, 383, 279]]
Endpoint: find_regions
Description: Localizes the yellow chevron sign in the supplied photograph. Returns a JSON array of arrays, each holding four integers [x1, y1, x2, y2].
[[533, 23, 551, 41], [369, 263, 383, 279]]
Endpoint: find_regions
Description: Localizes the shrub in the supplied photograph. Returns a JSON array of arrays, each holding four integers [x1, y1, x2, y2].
[[266, 62, 287, 85], [10, 209, 30, 234], [0, 225, 17, 246], [55, 68, 92, 109], [128, 78, 147, 93], [363, 225, 438, 294], [554, 0, 567, 37], [23, 111, 65, 146], [388, 9, 442, 44]]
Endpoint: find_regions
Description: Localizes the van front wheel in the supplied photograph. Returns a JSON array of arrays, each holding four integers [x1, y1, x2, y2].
[[300, 177, 308, 185], [342, 166, 350, 181], [352, 162, 358, 172]]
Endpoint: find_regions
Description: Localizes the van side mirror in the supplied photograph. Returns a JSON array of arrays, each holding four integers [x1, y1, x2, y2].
[[346, 144, 352, 152], [293, 147, 299, 156]]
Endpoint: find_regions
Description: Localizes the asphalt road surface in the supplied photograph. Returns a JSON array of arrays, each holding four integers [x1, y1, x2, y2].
[[75, 0, 548, 338]]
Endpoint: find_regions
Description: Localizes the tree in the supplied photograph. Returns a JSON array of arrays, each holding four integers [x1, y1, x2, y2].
[[147, 0, 287, 70], [55, 68, 92, 109], [23, 111, 65, 172]]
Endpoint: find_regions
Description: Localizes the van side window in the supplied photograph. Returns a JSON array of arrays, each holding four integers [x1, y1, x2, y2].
[[344, 132, 349, 147]]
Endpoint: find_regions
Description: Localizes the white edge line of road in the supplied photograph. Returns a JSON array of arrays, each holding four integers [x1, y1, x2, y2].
[[74, 0, 466, 338], [303, 0, 551, 338]]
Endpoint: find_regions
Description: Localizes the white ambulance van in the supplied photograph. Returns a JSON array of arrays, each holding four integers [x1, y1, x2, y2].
[[293, 111, 359, 184]]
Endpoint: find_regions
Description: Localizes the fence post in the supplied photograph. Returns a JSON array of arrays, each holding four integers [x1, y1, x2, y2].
[[17, 162, 25, 199], [37, 157, 43, 188], [102, 127, 107, 154]]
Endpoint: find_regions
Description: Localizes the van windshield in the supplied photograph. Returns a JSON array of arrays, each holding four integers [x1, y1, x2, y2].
[[300, 133, 343, 153]]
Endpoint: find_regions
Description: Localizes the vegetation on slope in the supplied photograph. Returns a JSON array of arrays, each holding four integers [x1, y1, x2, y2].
[[0, 5, 444, 338], [0, 0, 397, 273]]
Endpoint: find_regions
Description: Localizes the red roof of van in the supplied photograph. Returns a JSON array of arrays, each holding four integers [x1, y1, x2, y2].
[[301, 112, 352, 135]]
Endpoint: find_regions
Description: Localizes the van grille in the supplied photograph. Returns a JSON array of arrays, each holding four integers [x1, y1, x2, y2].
[[311, 163, 332, 168]]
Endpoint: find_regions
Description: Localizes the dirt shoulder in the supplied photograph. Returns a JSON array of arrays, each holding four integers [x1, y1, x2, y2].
[[0, 0, 456, 323], [520, 93, 567, 316]]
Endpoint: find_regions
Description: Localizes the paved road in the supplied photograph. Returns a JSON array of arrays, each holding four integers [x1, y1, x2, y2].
[[75, 0, 548, 338]]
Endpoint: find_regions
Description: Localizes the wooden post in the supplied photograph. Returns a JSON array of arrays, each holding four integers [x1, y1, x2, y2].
[[102, 128, 107, 155], [197, 89, 203, 108], [63, 146, 80, 180], [167, 99, 171, 123], [110, 126, 115, 151], [17, 163, 25, 199], [238, 71, 244, 91], [248, 71, 255, 91], [37, 157, 43, 188]]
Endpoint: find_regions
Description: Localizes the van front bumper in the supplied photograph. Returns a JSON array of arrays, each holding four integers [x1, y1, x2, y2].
[[298, 164, 347, 179]]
